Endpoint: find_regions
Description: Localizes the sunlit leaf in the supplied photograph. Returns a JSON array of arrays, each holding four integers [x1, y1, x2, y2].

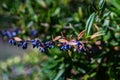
[[98, 0, 105, 10], [54, 69, 65, 80], [90, 31, 105, 39], [78, 30, 86, 40], [68, 50, 72, 57], [85, 13, 96, 37], [13, 37, 22, 41], [53, 36, 61, 41], [67, 41, 77, 46], [58, 39, 68, 43]]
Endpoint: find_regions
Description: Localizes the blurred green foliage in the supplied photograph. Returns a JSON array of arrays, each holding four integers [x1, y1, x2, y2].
[[0, 0, 93, 39], [0, 0, 120, 80]]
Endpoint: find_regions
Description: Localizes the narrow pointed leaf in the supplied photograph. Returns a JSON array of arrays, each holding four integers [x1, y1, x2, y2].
[[78, 30, 86, 40], [98, 0, 105, 10], [85, 13, 96, 37], [53, 36, 61, 41]]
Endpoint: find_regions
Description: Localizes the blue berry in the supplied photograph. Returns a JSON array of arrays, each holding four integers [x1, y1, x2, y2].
[[31, 40, 40, 48], [67, 45, 72, 50], [6, 30, 12, 38], [0, 28, 22, 38], [76, 41, 82, 46], [37, 42, 42, 48], [31, 40, 37, 48], [17, 41, 23, 47], [39, 47, 45, 53], [60, 44, 71, 51], [60, 45, 64, 50], [12, 31, 17, 36], [31, 30, 38, 36], [49, 45, 55, 48], [45, 41, 50, 46], [45, 41, 55, 48], [22, 42, 27, 49], [64, 45, 67, 50], [9, 39, 16, 45]]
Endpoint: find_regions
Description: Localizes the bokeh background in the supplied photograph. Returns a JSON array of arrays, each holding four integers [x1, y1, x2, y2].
[[0, 0, 120, 80]]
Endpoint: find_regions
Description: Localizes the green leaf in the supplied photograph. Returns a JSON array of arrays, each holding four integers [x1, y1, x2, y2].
[[98, 0, 105, 10], [89, 72, 96, 77], [103, 19, 110, 31], [54, 69, 65, 80], [69, 23, 79, 35], [26, 0, 34, 15], [36, 0, 47, 8], [52, 8, 61, 17], [110, 0, 120, 11], [85, 13, 96, 37]]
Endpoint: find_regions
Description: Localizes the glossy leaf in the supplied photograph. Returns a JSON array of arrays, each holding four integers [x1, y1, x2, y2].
[[85, 13, 96, 37], [78, 30, 86, 40]]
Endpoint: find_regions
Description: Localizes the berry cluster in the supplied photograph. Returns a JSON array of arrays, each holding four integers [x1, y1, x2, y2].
[[0, 28, 38, 39], [9, 39, 28, 49], [0, 28, 22, 38], [9, 38, 52, 52], [60, 44, 72, 51], [8, 36, 86, 53], [8, 29, 86, 53]]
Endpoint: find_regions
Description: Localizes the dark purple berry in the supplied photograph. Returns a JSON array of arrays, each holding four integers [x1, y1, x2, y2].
[[17, 41, 23, 47], [9, 39, 16, 45], [76, 41, 82, 46], [31, 30, 38, 36], [61, 45, 66, 50], [60, 44, 71, 51], [45, 41, 55, 48], [22, 42, 27, 49], [31, 40, 37, 48], [12, 31, 17, 36], [39, 47, 45, 53], [45, 41, 50, 46], [49, 45, 55, 48], [6, 30, 12, 38], [66, 44, 71, 50], [31, 40, 40, 48], [60, 45, 64, 50]]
